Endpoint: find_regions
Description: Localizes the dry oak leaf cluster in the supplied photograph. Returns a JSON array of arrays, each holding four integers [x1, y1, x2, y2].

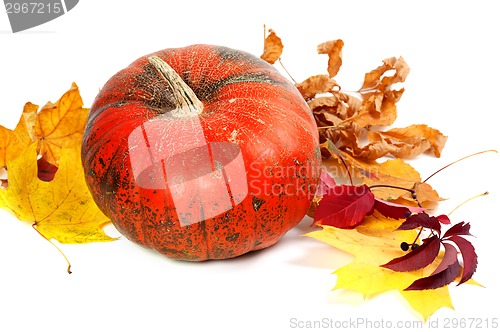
[[261, 28, 447, 162], [0, 83, 113, 244]]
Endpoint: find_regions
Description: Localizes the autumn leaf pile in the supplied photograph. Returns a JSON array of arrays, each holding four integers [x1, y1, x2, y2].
[[261, 28, 483, 320], [0, 29, 486, 321]]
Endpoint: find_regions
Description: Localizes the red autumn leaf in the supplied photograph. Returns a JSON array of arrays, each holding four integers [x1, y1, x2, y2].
[[37, 156, 58, 182], [442, 222, 472, 238], [315, 170, 337, 196], [381, 235, 440, 272], [314, 184, 374, 228], [373, 198, 424, 220], [436, 214, 451, 225], [430, 242, 459, 276], [446, 235, 478, 285], [396, 212, 441, 234], [405, 243, 461, 290]]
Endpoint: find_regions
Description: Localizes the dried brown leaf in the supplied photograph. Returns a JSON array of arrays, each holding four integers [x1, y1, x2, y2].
[[382, 124, 448, 158], [367, 131, 433, 159], [317, 39, 344, 78], [295, 75, 338, 100], [361, 56, 410, 92], [351, 138, 398, 161], [308, 95, 341, 112], [339, 92, 362, 114], [414, 182, 444, 203], [280, 35, 444, 166], [260, 29, 283, 65], [382, 56, 410, 86]]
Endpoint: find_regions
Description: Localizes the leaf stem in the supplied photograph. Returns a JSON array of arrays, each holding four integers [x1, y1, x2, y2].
[[369, 184, 422, 207], [32, 223, 72, 274], [448, 191, 489, 216], [332, 147, 353, 186], [423, 150, 498, 183], [278, 58, 296, 84], [411, 226, 424, 247], [369, 184, 415, 194]]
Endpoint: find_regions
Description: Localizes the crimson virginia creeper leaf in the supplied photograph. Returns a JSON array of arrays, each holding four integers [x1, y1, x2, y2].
[[431, 243, 459, 276], [405, 243, 461, 290], [315, 170, 337, 196], [396, 212, 441, 234], [443, 222, 472, 238], [446, 235, 478, 285], [436, 214, 451, 225], [37, 156, 58, 182], [373, 198, 424, 220], [381, 235, 441, 272], [314, 184, 375, 229]]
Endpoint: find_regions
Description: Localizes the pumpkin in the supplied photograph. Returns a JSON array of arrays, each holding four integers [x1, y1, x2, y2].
[[82, 44, 321, 261]]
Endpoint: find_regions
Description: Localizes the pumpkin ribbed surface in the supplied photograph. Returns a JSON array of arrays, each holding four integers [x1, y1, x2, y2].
[[82, 44, 321, 261]]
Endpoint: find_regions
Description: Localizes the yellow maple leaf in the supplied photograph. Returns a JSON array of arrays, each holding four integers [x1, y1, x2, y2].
[[0, 82, 89, 169], [305, 212, 454, 321], [0, 102, 37, 169], [0, 141, 112, 244], [0, 84, 114, 245], [36, 82, 90, 166]]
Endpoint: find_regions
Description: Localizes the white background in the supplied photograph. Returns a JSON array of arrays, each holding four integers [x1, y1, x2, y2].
[[1, 1, 499, 331]]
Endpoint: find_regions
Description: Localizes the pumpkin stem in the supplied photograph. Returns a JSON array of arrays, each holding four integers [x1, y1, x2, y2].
[[148, 55, 204, 117]]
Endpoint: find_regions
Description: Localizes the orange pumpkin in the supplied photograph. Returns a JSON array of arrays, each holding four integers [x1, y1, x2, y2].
[[82, 45, 321, 261]]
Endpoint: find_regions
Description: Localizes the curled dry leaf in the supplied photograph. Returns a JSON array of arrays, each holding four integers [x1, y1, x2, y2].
[[361, 56, 410, 91], [295, 74, 339, 100], [317, 39, 344, 78], [349, 88, 402, 129], [260, 28, 283, 65], [380, 124, 448, 158]]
